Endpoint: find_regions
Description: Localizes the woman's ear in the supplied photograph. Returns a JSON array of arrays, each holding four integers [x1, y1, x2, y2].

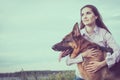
[[95, 16, 98, 19]]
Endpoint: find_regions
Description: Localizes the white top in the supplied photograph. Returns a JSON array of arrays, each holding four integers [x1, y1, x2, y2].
[[66, 26, 120, 78]]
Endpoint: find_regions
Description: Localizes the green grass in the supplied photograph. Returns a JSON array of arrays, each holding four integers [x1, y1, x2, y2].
[[0, 70, 75, 80], [45, 71, 75, 80]]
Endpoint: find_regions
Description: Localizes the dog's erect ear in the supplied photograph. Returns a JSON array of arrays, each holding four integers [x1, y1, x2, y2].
[[72, 22, 81, 37]]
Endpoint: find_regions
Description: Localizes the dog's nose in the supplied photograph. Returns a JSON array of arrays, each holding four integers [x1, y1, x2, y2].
[[52, 46, 56, 50]]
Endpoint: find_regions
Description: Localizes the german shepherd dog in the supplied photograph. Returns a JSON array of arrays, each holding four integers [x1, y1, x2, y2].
[[52, 22, 120, 80]]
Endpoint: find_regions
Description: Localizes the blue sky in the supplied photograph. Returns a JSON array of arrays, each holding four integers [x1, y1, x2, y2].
[[0, 0, 120, 73]]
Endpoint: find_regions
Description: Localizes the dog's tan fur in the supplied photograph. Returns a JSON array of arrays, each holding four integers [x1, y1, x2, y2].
[[52, 23, 120, 80]]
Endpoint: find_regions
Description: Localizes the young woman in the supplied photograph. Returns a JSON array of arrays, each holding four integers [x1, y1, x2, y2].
[[66, 5, 120, 80]]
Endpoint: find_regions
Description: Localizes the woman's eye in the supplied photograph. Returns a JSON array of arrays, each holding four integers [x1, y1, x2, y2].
[[81, 12, 91, 16], [81, 13, 84, 16], [86, 12, 91, 14]]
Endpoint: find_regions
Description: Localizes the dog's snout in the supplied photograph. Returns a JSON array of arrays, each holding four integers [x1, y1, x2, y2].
[[52, 44, 64, 51], [52, 45, 56, 50], [52, 45, 59, 51]]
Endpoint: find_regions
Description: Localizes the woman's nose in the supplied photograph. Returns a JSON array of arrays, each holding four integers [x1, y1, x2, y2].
[[83, 14, 87, 19], [82, 16, 87, 21]]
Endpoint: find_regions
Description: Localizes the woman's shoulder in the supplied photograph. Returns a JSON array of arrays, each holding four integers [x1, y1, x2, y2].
[[98, 27, 107, 33], [98, 27, 112, 39], [98, 27, 111, 35]]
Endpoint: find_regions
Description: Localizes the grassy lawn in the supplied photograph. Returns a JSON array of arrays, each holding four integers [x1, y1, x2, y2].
[[0, 70, 75, 80]]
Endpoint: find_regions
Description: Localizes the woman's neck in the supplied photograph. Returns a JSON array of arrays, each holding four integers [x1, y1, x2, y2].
[[85, 25, 96, 35]]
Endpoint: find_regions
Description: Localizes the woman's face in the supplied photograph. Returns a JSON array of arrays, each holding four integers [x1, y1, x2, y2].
[[81, 7, 97, 26]]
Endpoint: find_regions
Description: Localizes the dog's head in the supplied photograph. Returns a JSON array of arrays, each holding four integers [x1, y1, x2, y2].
[[52, 22, 82, 61]]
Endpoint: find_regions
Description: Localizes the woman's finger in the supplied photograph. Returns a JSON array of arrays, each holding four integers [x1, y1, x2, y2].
[[85, 67, 95, 73], [85, 65, 98, 73], [89, 61, 96, 64]]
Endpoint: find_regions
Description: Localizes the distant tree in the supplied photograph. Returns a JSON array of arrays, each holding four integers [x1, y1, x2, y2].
[[20, 68, 28, 80]]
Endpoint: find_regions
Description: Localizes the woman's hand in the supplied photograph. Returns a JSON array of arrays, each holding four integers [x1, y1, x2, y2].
[[85, 60, 107, 73], [81, 48, 99, 58], [81, 48, 107, 73]]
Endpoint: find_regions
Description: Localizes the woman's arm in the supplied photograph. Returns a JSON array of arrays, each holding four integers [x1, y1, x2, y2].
[[66, 54, 83, 66], [104, 31, 120, 68], [66, 48, 99, 66]]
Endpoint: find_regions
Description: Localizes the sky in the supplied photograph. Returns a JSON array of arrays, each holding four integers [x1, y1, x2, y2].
[[0, 0, 120, 73]]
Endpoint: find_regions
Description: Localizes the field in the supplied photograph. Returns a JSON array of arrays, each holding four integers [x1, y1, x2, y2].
[[0, 70, 75, 80]]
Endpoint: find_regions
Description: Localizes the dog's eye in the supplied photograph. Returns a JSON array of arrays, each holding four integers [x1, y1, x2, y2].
[[62, 39, 68, 43], [62, 40, 70, 43], [63, 38, 71, 43], [65, 41, 70, 43]]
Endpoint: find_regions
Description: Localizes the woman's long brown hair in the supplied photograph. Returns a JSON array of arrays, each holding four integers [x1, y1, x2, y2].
[[80, 5, 111, 33]]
